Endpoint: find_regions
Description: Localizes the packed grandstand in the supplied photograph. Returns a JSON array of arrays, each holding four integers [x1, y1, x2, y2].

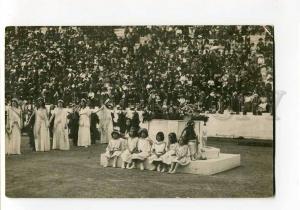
[[5, 26, 274, 116]]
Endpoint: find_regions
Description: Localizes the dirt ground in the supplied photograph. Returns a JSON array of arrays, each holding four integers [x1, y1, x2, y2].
[[5, 136, 274, 198]]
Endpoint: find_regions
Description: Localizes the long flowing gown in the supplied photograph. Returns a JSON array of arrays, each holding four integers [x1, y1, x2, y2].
[[97, 105, 113, 144], [34, 108, 51, 152], [78, 107, 91, 147], [52, 108, 70, 150], [6, 107, 22, 155]]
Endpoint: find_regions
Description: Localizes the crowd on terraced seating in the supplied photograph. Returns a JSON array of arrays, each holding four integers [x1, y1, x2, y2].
[[5, 26, 274, 117]]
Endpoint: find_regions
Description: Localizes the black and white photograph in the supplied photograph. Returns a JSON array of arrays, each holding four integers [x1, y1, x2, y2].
[[4, 25, 274, 198]]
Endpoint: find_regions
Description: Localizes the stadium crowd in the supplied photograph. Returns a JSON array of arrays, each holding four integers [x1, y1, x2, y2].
[[5, 26, 274, 118]]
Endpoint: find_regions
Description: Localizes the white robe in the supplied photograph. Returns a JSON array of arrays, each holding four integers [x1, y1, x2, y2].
[[52, 108, 70, 150], [34, 108, 51, 152], [6, 107, 22, 155], [97, 106, 113, 144], [78, 107, 91, 146]]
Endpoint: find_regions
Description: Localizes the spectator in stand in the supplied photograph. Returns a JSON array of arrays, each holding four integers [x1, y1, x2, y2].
[[5, 26, 273, 117]]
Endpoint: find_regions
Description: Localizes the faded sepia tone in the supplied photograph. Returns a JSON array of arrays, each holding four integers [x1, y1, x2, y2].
[[5, 26, 274, 198]]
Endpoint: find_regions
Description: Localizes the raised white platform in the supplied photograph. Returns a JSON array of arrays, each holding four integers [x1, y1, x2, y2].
[[201, 146, 220, 159], [99, 153, 240, 175], [140, 115, 273, 141]]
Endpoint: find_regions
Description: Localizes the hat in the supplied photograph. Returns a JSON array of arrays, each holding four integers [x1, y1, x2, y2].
[[58, 99, 64, 103], [11, 98, 18, 104], [81, 98, 87, 103], [111, 127, 121, 136]]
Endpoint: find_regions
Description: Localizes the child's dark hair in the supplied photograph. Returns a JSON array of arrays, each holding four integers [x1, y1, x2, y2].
[[156, 131, 164, 141], [129, 126, 138, 137], [138, 128, 148, 138], [168, 132, 177, 144]]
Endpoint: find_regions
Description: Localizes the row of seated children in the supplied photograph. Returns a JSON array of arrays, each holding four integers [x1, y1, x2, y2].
[[103, 126, 196, 174]]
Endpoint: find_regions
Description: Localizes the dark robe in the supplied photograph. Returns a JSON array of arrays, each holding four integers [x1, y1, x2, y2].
[[68, 111, 80, 146], [118, 111, 127, 134], [90, 112, 99, 144], [26, 111, 36, 151], [180, 126, 197, 143]]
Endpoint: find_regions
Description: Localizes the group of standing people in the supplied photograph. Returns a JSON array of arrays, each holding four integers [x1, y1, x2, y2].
[[5, 97, 114, 155]]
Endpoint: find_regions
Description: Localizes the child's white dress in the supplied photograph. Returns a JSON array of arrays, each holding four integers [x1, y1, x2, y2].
[[148, 141, 167, 164], [161, 143, 179, 165], [172, 144, 191, 166], [121, 137, 139, 163], [104, 138, 123, 158], [131, 138, 151, 160]]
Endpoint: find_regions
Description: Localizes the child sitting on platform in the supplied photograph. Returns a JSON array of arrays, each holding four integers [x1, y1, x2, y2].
[[161, 132, 179, 172], [168, 137, 191, 174], [103, 127, 123, 168], [130, 128, 151, 170], [148, 132, 167, 172], [120, 126, 139, 169]]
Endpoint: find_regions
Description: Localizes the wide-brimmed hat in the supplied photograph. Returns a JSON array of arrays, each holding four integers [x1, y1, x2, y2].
[[111, 127, 121, 136], [58, 99, 64, 103], [11, 98, 19, 105]]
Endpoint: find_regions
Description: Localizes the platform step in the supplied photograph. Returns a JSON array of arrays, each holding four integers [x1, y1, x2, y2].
[[99, 153, 240, 175]]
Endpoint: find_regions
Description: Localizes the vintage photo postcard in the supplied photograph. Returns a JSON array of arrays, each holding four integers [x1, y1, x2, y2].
[[4, 25, 274, 198]]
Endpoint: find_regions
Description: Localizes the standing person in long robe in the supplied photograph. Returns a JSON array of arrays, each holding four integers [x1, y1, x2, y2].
[[34, 98, 51, 152], [6, 98, 22, 155], [90, 103, 99, 144], [49, 99, 70, 150], [97, 99, 113, 144], [68, 104, 80, 146], [78, 98, 91, 147], [25, 102, 36, 151]]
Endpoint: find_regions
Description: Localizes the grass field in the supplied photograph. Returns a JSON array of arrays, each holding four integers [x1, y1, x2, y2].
[[5, 136, 274, 198]]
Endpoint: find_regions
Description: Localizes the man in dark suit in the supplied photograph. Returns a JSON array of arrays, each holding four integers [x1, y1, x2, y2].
[[90, 104, 99, 145], [25, 109, 36, 151], [68, 104, 80, 146]]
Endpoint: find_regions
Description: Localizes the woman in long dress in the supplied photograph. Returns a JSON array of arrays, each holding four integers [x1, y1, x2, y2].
[[97, 99, 113, 144], [34, 98, 51, 152], [49, 99, 70, 150], [6, 98, 22, 155], [77, 98, 91, 147]]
